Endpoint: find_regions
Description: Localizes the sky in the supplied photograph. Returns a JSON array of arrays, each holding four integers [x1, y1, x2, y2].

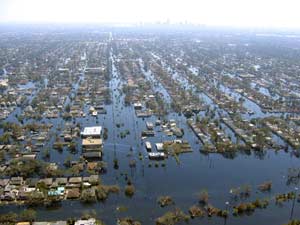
[[0, 0, 299, 28]]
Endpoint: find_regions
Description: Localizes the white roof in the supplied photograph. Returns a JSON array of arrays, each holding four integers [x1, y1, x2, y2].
[[149, 152, 165, 157], [81, 126, 102, 136], [75, 218, 96, 225], [155, 143, 164, 151]]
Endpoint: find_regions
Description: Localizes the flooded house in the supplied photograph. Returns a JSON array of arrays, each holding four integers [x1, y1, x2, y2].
[[148, 152, 166, 160], [145, 141, 152, 151], [81, 126, 103, 159], [146, 121, 154, 130]]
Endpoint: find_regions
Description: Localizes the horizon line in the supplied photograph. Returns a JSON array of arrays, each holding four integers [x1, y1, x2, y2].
[[0, 22, 300, 32]]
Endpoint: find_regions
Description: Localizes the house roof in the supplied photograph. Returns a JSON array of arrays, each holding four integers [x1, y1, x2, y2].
[[74, 218, 96, 225], [39, 178, 53, 186], [88, 175, 100, 184], [33, 221, 67, 225], [155, 143, 164, 151], [16, 223, 31, 225], [26, 178, 39, 187], [66, 188, 81, 199], [87, 162, 98, 170], [81, 126, 102, 137], [68, 177, 82, 183], [83, 152, 102, 158], [10, 177, 23, 185], [56, 177, 68, 185], [82, 138, 102, 146], [0, 179, 9, 187]]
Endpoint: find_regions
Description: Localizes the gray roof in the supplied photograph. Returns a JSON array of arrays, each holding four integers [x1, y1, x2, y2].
[[55, 177, 68, 185], [33, 221, 67, 225], [68, 177, 82, 183]]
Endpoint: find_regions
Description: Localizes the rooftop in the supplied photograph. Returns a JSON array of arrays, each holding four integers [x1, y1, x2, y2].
[[82, 138, 102, 146], [81, 126, 102, 137]]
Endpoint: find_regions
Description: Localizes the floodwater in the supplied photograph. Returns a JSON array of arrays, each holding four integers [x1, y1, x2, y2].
[[1, 49, 300, 225]]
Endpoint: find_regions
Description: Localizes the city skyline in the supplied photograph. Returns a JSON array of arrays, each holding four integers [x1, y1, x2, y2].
[[0, 0, 300, 28]]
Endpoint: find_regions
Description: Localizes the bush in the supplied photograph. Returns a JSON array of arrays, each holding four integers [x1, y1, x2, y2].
[[206, 204, 221, 217], [252, 199, 269, 208], [276, 192, 296, 203], [124, 185, 135, 197], [284, 220, 300, 225], [96, 185, 120, 201], [157, 196, 174, 207], [198, 190, 209, 205], [156, 208, 189, 225], [217, 210, 228, 218], [188, 205, 205, 218], [234, 202, 256, 215], [69, 142, 77, 152], [108, 185, 121, 194], [114, 158, 119, 169], [258, 181, 272, 192], [80, 188, 97, 203], [96, 186, 108, 201], [117, 217, 142, 225]]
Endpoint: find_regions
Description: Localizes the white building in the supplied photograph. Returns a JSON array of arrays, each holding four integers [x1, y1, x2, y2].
[[81, 126, 102, 138], [155, 143, 164, 151], [74, 218, 96, 225]]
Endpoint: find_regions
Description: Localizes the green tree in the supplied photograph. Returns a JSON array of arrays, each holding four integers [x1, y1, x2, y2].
[[0, 132, 11, 144], [0, 212, 17, 224], [19, 209, 36, 222]]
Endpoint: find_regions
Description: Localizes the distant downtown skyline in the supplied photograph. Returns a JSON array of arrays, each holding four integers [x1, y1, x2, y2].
[[0, 0, 300, 28]]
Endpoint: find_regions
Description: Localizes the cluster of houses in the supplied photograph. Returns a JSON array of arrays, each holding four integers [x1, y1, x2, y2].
[[263, 118, 300, 149], [116, 57, 168, 117], [142, 119, 192, 159], [188, 118, 234, 153], [144, 141, 165, 160], [222, 74, 298, 113], [221, 116, 277, 150], [0, 83, 30, 120], [142, 119, 183, 138], [0, 123, 53, 163], [150, 61, 204, 115], [0, 175, 100, 202], [23, 84, 72, 119], [74, 67, 110, 118], [133, 101, 152, 118]]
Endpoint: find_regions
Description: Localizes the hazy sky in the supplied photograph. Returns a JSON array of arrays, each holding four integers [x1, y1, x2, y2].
[[0, 0, 299, 28]]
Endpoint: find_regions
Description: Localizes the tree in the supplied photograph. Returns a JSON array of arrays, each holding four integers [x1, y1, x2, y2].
[[42, 148, 50, 159], [7, 159, 43, 177], [0, 212, 17, 224], [69, 141, 77, 153], [124, 185, 135, 197], [113, 158, 119, 169], [198, 189, 209, 205], [81, 188, 97, 203], [0, 150, 5, 162], [19, 209, 36, 222], [65, 104, 71, 113], [0, 132, 10, 144]]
